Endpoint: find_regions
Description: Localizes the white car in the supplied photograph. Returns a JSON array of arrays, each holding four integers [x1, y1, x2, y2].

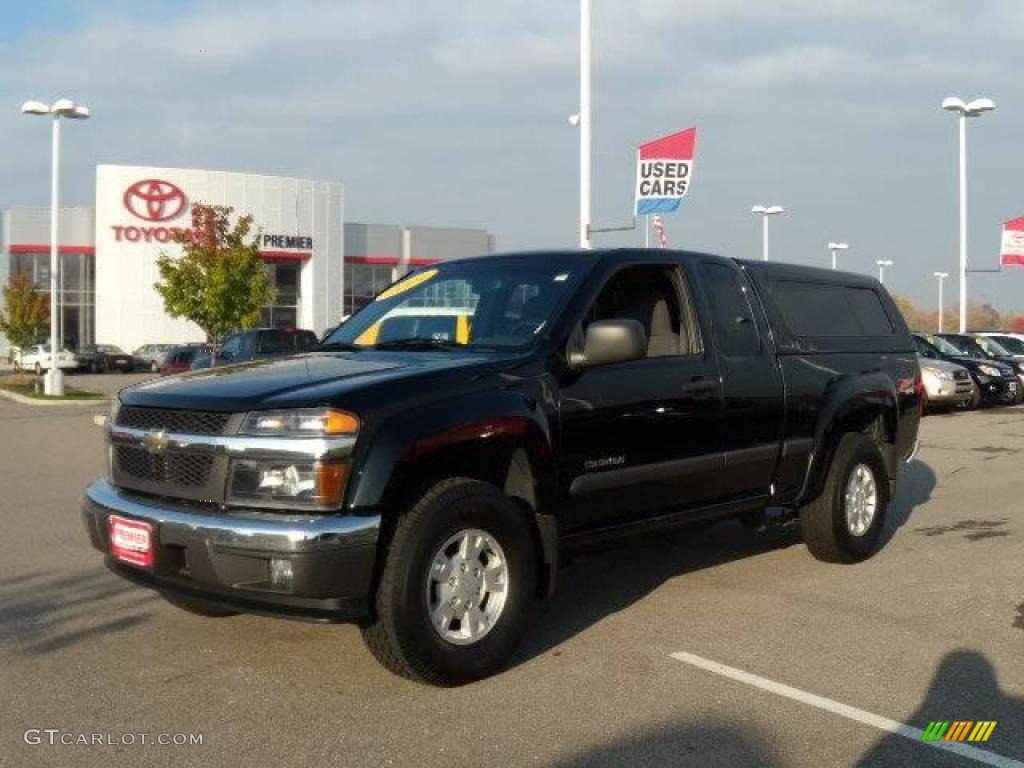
[[14, 344, 78, 374]]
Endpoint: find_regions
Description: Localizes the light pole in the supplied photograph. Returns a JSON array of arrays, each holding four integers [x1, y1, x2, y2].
[[828, 242, 849, 270], [934, 271, 949, 332], [941, 96, 995, 333], [578, 0, 592, 249], [876, 259, 893, 284], [21, 98, 90, 396], [751, 205, 784, 261]]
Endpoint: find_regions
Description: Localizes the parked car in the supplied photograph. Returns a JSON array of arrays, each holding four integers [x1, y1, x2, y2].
[[14, 344, 78, 374], [974, 332, 1024, 358], [913, 333, 1020, 406], [938, 333, 1024, 397], [918, 356, 977, 411], [132, 344, 175, 373], [84, 250, 922, 685], [214, 327, 319, 366], [159, 344, 215, 376], [75, 344, 136, 374]]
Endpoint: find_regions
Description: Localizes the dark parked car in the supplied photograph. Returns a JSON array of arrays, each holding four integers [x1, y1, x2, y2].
[[132, 344, 175, 373], [84, 250, 921, 685], [914, 332, 1020, 406], [216, 327, 319, 366], [159, 344, 215, 376], [76, 344, 136, 373]]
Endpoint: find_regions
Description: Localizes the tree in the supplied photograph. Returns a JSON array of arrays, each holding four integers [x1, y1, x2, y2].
[[0, 272, 49, 350], [154, 205, 275, 362]]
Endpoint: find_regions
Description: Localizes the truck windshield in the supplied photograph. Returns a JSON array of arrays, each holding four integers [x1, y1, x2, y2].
[[324, 255, 586, 351]]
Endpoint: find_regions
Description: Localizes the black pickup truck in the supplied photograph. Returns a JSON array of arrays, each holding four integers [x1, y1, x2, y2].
[[82, 250, 922, 685]]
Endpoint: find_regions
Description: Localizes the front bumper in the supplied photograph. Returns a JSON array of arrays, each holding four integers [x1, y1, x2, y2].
[[977, 375, 1018, 403], [82, 479, 380, 622]]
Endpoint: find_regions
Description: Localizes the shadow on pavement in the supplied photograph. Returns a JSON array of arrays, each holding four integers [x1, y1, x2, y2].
[[884, 459, 936, 544], [0, 566, 156, 656], [856, 649, 1024, 766], [549, 721, 779, 768], [519, 517, 802, 665]]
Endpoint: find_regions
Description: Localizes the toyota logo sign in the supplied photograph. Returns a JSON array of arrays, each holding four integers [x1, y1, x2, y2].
[[123, 179, 188, 222]]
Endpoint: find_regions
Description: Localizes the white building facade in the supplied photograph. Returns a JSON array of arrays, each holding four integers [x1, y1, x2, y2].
[[95, 165, 343, 352]]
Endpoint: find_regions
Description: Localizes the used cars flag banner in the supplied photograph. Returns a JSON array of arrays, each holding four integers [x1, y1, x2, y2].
[[1000, 217, 1024, 266], [635, 127, 697, 215]]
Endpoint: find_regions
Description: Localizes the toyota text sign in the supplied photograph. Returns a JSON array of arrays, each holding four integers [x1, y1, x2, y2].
[[635, 127, 698, 216]]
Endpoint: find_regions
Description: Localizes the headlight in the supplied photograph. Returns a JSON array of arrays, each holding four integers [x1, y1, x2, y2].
[[241, 408, 359, 436], [979, 364, 1001, 377], [228, 460, 350, 509], [927, 368, 953, 381]]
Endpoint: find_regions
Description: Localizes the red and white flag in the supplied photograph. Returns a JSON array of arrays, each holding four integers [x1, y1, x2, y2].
[[652, 215, 668, 248], [1000, 217, 1024, 266]]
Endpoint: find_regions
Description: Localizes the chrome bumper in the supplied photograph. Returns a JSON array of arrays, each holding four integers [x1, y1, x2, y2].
[[83, 478, 379, 553], [82, 479, 381, 621]]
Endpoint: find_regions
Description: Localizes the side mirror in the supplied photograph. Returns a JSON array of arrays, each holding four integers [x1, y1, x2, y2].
[[577, 319, 647, 368]]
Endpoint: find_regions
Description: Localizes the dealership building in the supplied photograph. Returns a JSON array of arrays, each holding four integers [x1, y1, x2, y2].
[[0, 164, 494, 356]]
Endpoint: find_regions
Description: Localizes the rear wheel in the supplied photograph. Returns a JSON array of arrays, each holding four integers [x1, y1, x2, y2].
[[800, 433, 890, 563], [362, 478, 538, 686]]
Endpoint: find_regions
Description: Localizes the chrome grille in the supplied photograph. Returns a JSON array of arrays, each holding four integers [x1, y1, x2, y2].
[[115, 445, 213, 486], [116, 406, 231, 435]]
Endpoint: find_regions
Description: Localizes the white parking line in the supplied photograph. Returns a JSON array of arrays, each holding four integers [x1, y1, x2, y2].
[[669, 651, 1024, 768]]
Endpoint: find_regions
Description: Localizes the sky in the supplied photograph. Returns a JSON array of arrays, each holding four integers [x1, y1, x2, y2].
[[1, 0, 1023, 310]]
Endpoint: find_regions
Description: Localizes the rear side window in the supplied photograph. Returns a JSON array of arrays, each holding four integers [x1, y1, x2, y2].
[[770, 281, 894, 338], [258, 331, 289, 354], [699, 263, 760, 357]]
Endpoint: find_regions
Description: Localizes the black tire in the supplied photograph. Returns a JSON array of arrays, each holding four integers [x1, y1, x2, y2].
[[161, 593, 239, 617], [964, 387, 981, 410], [362, 477, 538, 686], [1014, 386, 1023, 406], [800, 433, 890, 564]]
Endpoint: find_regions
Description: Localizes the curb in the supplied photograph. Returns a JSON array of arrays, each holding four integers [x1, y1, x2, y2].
[[0, 388, 110, 407]]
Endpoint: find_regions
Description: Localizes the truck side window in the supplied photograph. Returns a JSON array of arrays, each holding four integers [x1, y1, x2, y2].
[[699, 263, 760, 357], [584, 265, 696, 358], [220, 336, 242, 361]]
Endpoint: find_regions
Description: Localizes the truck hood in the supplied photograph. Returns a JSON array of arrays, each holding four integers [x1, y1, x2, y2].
[[118, 350, 523, 411]]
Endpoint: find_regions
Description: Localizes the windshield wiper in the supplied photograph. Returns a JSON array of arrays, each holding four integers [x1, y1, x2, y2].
[[372, 338, 463, 351], [318, 341, 363, 351]]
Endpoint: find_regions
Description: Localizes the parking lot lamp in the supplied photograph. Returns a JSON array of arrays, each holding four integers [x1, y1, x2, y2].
[[876, 259, 893, 284], [828, 242, 849, 270], [934, 271, 949, 332], [751, 205, 784, 261], [21, 98, 90, 396], [941, 96, 995, 333]]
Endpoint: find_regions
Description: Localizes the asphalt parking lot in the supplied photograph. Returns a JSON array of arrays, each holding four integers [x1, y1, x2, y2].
[[1, 399, 1022, 768]]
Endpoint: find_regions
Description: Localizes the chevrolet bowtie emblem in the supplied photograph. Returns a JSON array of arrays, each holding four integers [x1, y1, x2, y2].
[[142, 430, 170, 454]]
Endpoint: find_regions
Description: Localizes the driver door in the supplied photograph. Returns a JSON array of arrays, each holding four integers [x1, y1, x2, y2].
[[557, 261, 724, 533]]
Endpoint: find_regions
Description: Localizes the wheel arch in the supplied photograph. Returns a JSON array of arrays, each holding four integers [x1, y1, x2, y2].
[[797, 373, 900, 506], [350, 390, 559, 598]]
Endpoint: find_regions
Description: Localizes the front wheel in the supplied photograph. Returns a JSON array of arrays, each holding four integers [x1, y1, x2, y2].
[[362, 478, 538, 686], [800, 433, 890, 564]]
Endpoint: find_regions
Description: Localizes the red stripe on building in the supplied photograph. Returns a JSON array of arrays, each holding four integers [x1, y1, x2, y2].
[[1003, 217, 1024, 232], [9, 244, 96, 255], [1000, 253, 1024, 266], [260, 250, 312, 262], [346, 255, 440, 267]]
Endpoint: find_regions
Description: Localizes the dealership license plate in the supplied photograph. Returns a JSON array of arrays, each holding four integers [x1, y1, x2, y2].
[[1010, 382, 1019, 392], [109, 515, 154, 567]]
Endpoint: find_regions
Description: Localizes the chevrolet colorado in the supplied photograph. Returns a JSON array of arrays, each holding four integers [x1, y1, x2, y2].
[[82, 249, 921, 685]]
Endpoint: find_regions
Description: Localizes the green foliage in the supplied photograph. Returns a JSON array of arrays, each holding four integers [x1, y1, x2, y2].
[[154, 205, 275, 347], [0, 272, 50, 349]]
